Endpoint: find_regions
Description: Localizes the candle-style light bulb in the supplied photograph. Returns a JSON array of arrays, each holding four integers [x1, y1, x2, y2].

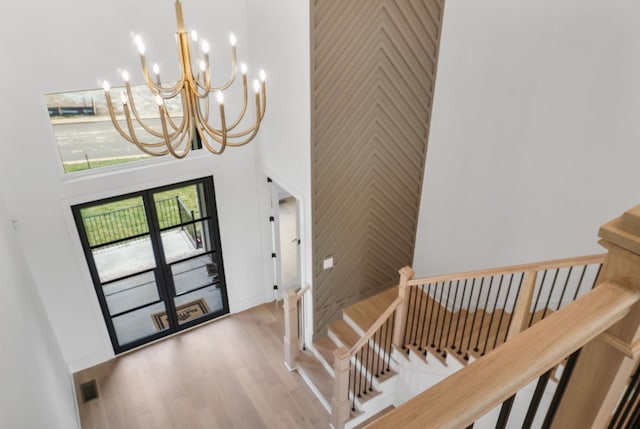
[[154, 95, 164, 106], [229, 33, 237, 47], [103, 81, 110, 92], [201, 40, 210, 54], [121, 70, 130, 82], [259, 69, 266, 82], [216, 91, 224, 104], [199, 60, 207, 72], [240, 63, 248, 75], [134, 34, 145, 55], [190, 30, 198, 42], [253, 79, 260, 93], [152, 63, 160, 76], [120, 92, 128, 105]]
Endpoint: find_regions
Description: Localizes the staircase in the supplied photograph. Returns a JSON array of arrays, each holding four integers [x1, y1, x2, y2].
[[295, 286, 522, 428], [296, 288, 398, 428], [284, 254, 605, 428]]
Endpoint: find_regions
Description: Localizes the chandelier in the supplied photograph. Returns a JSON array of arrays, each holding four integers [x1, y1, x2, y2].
[[102, 0, 266, 158]]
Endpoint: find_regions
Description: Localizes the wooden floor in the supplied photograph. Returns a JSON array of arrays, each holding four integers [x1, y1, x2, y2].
[[76, 302, 329, 429]]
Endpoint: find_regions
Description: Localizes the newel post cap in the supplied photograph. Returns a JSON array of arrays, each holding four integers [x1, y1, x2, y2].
[[599, 205, 640, 256], [399, 266, 415, 282]]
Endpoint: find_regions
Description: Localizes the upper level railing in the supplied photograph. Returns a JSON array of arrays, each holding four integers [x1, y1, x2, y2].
[[401, 253, 604, 362], [368, 280, 640, 428]]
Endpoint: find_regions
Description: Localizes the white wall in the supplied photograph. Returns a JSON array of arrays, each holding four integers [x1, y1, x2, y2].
[[244, 0, 313, 333], [0, 0, 274, 372], [0, 192, 78, 429], [414, 0, 640, 276]]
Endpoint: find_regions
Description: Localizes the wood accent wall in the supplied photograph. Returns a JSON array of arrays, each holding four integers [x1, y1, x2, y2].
[[311, 0, 445, 335]]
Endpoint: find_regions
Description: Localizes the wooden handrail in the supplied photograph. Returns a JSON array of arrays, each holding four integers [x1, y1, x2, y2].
[[366, 281, 640, 429], [406, 253, 605, 286], [349, 296, 402, 356], [296, 284, 311, 298]]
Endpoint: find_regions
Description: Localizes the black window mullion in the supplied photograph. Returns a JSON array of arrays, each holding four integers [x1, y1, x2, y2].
[[143, 190, 179, 331], [203, 177, 229, 315]]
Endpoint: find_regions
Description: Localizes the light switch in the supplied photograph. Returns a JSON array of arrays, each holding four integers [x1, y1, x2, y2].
[[323, 257, 334, 270]]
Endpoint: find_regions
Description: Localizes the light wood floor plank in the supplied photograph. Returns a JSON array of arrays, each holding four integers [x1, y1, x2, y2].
[[76, 302, 329, 429]]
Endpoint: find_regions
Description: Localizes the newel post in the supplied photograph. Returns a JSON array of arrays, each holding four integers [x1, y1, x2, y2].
[[552, 205, 640, 428], [393, 266, 415, 350], [330, 346, 351, 429], [283, 289, 300, 371]]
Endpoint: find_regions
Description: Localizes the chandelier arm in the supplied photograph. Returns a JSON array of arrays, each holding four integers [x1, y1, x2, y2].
[[199, 92, 262, 144], [123, 82, 184, 139], [197, 98, 228, 154], [194, 87, 261, 139], [225, 73, 249, 132], [208, 47, 239, 92], [123, 104, 172, 156], [139, 54, 186, 99], [105, 91, 189, 156], [161, 89, 192, 132], [104, 92, 142, 145], [193, 67, 212, 96], [259, 81, 267, 121], [225, 94, 262, 147], [158, 104, 192, 159], [193, 90, 257, 141], [202, 92, 210, 124], [104, 92, 168, 154], [196, 124, 225, 154]]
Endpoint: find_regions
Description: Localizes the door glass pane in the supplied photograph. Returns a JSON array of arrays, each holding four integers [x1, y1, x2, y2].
[[80, 196, 149, 246], [174, 287, 223, 326], [160, 221, 209, 264], [153, 183, 208, 229], [93, 239, 156, 283], [170, 253, 219, 296], [79, 196, 155, 283], [103, 271, 160, 316], [112, 301, 169, 347]]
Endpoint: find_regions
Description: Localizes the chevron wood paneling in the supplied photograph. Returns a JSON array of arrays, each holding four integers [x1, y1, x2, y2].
[[311, 0, 446, 335]]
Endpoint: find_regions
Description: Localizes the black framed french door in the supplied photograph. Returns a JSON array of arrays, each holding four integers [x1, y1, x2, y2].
[[72, 176, 229, 354]]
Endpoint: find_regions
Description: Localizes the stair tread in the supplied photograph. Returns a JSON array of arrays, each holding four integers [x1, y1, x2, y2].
[[296, 351, 333, 403], [313, 336, 338, 366], [329, 319, 361, 349], [343, 287, 397, 332]]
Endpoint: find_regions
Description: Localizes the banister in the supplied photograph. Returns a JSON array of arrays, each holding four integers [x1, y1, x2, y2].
[[406, 253, 605, 286], [366, 281, 640, 429], [349, 295, 402, 356], [296, 284, 311, 298], [282, 284, 310, 371]]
